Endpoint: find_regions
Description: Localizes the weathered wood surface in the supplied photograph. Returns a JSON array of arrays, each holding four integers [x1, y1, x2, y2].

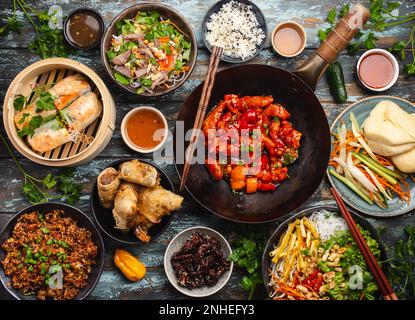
[[0, 0, 414, 300]]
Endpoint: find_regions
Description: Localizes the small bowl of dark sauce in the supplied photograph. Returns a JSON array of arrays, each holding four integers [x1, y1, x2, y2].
[[64, 8, 104, 50]]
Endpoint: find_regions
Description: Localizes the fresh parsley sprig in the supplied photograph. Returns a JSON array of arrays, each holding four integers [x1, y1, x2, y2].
[[228, 233, 266, 300], [379, 226, 415, 299], [0, 132, 82, 205], [0, 0, 23, 36], [389, 24, 415, 76], [0, 0, 74, 59]]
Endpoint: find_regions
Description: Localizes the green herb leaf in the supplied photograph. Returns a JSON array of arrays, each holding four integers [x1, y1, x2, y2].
[[17, 115, 43, 138], [40, 227, 50, 234], [58, 169, 82, 205], [389, 40, 407, 60], [0, 16, 23, 36], [22, 182, 46, 204], [36, 92, 55, 112], [18, 113, 30, 124], [14, 94, 26, 111], [228, 234, 265, 299], [404, 61, 415, 76], [338, 4, 350, 19], [28, 10, 74, 59], [43, 173, 57, 189], [327, 8, 337, 26]]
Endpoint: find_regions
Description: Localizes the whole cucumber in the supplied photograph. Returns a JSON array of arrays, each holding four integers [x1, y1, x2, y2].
[[326, 62, 348, 103]]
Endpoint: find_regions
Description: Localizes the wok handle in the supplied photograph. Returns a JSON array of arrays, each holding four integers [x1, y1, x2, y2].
[[294, 3, 370, 90]]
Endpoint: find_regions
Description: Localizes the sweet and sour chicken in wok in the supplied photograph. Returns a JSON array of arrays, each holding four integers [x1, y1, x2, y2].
[[202, 94, 302, 194]]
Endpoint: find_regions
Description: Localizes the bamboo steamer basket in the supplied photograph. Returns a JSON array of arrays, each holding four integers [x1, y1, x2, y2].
[[3, 58, 116, 167]]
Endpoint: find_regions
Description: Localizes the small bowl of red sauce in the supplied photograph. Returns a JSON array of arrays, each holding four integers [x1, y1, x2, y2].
[[356, 49, 399, 92], [64, 8, 104, 50], [121, 106, 168, 154]]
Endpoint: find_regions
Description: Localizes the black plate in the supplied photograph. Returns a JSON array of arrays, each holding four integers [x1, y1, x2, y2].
[[262, 206, 388, 300], [91, 159, 175, 245], [0, 203, 105, 300], [202, 0, 267, 63]]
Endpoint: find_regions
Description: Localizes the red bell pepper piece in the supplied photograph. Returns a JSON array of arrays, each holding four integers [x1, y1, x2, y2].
[[257, 181, 276, 191], [241, 109, 257, 123]]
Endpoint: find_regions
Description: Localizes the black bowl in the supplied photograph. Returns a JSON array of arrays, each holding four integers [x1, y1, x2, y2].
[[101, 3, 198, 96], [91, 159, 175, 245], [262, 206, 388, 300], [64, 8, 105, 50], [202, 0, 268, 63], [0, 203, 105, 300]]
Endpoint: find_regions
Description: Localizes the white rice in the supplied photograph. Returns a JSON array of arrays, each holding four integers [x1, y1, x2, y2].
[[205, 0, 266, 59], [309, 210, 348, 241]]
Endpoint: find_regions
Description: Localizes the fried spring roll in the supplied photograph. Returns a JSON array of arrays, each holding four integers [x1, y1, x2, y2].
[[112, 183, 140, 232], [137, 186, 183, 224], [97, 167, 121, 208], [118, 160, 160, 187]]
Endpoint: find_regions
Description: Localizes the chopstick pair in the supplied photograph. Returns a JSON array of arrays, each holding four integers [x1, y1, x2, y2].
[[179, 45, 223, 191], [331, 188, 398, 300]]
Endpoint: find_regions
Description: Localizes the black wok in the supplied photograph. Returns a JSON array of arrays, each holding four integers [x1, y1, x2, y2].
[[174, 5, 370, 223]]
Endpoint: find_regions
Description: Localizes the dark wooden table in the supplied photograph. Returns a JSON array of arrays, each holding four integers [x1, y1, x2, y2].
[[0, 0, 414, 300]]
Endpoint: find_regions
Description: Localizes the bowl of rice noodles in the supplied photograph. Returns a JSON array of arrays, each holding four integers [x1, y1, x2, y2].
[[262, 206, 387, 300]]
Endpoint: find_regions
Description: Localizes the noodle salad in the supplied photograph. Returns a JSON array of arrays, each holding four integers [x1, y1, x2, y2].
[[268, 210, 381, 300], [106, 11, 192, 94]]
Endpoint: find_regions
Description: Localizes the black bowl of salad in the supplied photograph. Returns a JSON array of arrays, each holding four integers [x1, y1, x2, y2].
[[101, 3, 198, 96], [262, 206, 388, 300]]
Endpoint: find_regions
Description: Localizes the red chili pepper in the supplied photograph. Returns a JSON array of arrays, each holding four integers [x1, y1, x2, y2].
[[302, 269, 323, 291]]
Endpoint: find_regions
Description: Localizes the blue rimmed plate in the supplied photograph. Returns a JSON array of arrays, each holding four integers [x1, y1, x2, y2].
[[327, 96, 415, 217]]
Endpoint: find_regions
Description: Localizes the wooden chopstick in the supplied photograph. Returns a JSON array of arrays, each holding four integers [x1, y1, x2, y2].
[[331, 188, 399, 300], [179, 45, 223, 191]]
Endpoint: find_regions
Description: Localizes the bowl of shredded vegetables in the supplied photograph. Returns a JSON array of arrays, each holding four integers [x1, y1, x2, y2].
[[101, 3, 197, 96], [262, 206, 388, 300]]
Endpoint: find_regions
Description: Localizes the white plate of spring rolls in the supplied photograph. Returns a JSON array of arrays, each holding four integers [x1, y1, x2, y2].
[[91, 159, 184, 244]]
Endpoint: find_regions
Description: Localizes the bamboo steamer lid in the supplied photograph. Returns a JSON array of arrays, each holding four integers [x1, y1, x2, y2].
[[3, 58, 116, 167]]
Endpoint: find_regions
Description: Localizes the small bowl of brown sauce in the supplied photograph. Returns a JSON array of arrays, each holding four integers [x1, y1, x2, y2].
[[271, 21, 307, 58], [64, 8, 104, 50], [121, 106, 168, 154], [356, 49, 399, 92]]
